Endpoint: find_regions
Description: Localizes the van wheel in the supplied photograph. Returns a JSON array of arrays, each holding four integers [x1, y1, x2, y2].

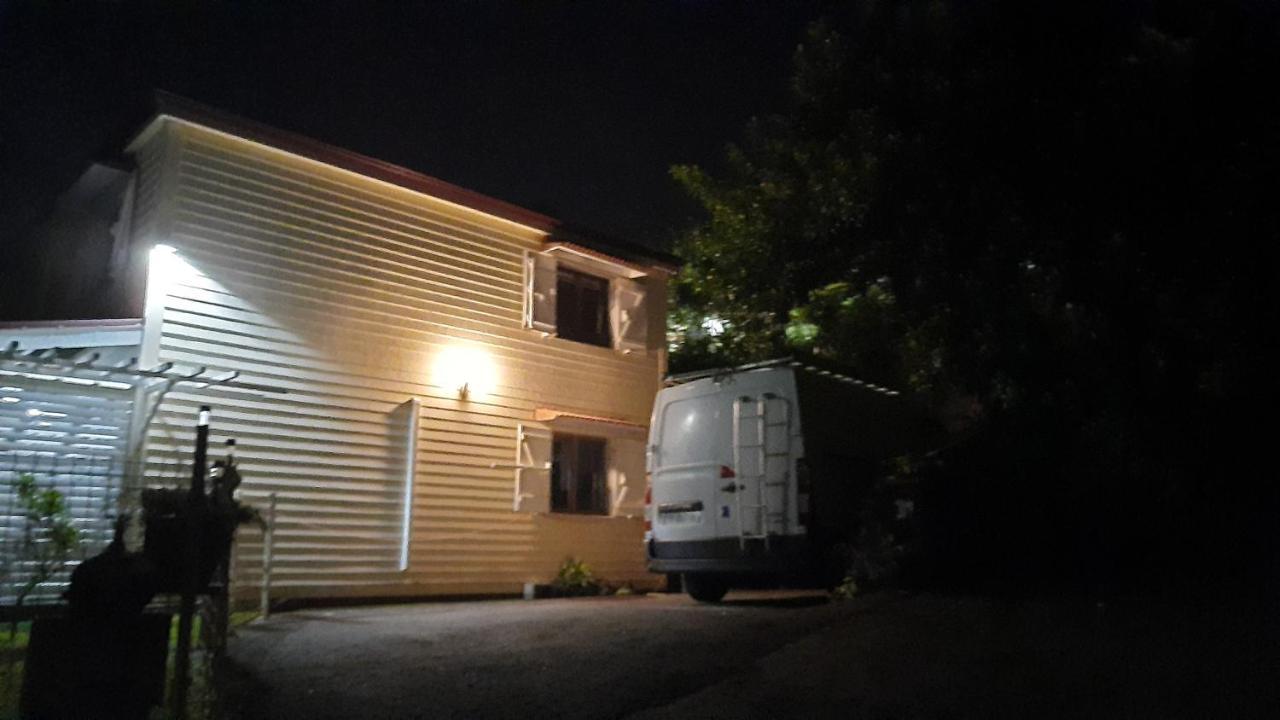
[[684, 573, 729, 603]]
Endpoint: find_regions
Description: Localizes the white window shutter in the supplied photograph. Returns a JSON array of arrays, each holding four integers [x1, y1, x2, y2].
[[610, 277, 649, 352], [527, 251, 557, 333], [609, 437, 648, 518], [514, 424, 552, 513], [390, 398, 421, 572]]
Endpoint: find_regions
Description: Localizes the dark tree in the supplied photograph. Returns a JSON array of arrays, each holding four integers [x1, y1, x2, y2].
[[671, 1, 1280, 592]]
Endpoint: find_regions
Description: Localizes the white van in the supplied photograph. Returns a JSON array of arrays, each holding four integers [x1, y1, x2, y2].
[[644, 358, 932, 601]]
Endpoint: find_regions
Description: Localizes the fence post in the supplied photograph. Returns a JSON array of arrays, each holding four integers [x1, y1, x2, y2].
[[260, 493, 276, 619], [171, 404, 211, 720]]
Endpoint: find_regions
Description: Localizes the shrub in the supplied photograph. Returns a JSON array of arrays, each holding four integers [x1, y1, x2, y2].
[[9, 474, 80, 609], [553, 557, 596, 590], [832, 576, 859, 601]]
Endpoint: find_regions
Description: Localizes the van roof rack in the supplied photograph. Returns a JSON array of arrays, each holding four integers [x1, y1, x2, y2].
[[664, 356, 903, 397], [664, 358, 796, 386]]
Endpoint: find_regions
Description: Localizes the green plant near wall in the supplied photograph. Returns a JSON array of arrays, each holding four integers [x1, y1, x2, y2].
[[10, 474, 80, 617], [832, 576, 859, 601], [553, 557, 596, 590]]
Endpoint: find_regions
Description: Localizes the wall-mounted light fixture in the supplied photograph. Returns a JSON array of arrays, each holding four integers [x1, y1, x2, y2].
[[432, 345, 497, 401]]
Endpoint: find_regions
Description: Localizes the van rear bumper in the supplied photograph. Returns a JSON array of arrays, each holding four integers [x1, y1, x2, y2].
[[646, 536, 811, 575]]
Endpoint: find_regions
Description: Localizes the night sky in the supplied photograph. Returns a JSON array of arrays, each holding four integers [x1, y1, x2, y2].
[[0, 1, 832, 259]]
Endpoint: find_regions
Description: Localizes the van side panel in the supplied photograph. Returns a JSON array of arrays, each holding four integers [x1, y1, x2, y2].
[[793, 371, 929, 460]]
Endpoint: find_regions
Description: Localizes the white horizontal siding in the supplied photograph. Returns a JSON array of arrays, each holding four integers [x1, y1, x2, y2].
[[136, 121, 663, 599]]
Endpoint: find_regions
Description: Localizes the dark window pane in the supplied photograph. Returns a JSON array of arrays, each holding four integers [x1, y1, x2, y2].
[[556, 267, 611, 347], [551, 434, 608, 515], [551, 437, 571, 512], [577, 437, 607, 514]]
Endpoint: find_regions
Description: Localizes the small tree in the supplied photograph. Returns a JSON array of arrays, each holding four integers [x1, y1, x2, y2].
[[10, 474, 80, 619]]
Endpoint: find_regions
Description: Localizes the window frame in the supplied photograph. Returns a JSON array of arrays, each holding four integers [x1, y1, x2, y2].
[[554, 265, 612, 348], [523, 249, 652, 353], [550, 433, 610, 515]]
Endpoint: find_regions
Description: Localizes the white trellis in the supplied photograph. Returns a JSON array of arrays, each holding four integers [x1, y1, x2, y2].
[[0, 335, 277, 606]]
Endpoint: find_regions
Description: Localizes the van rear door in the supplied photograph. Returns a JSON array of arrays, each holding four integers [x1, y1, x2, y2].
[[650, 370, 799, 545], [650, 387, 728, 544], [652, 367, 805, 550]]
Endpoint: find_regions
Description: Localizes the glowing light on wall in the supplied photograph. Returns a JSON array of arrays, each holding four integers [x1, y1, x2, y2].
[[432, 345, 498, 400], [142, 243, 205, 367], [148, 243, 199, 289]]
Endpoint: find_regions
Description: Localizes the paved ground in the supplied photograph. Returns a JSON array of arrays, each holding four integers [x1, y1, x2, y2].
[[224, 590, 1279, 719], [224, 590, 848, 720]]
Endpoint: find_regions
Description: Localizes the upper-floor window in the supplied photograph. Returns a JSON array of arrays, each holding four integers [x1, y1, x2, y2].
[[555, 267, 611, 347], [524, 249, 651, 352]]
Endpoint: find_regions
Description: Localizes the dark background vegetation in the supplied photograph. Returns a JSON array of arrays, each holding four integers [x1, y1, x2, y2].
[[3, 1, 1277, 598], [670, 1, 1280, 597]]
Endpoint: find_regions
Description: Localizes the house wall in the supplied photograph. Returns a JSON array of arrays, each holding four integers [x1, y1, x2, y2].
[[130, 119, 666, 599]]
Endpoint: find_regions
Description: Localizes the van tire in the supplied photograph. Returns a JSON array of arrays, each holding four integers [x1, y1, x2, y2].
[[684, 573, 729, 603]]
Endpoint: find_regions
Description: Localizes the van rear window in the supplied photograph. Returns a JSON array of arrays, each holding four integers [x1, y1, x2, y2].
[[658, 396, 722, 467]]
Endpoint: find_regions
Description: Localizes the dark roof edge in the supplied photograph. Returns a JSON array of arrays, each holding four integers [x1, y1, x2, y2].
[[148, 91, 680, 270]]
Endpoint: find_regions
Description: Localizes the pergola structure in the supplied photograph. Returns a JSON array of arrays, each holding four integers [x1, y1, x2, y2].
[[0, 320, 280, 604]]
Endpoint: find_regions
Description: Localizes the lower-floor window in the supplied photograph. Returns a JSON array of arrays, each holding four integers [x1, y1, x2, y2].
[[552, 434, 607, 514]]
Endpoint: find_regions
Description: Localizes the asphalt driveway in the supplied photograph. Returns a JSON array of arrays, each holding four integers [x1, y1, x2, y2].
[[224, 590, 1279, 719], [224, 590, 850, 720]]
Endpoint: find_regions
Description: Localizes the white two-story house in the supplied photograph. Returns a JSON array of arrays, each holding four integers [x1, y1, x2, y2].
[[6, 93, 678, 601]]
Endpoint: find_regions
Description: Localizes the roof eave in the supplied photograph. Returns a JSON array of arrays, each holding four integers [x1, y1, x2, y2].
[[126, 92, 680, 272]]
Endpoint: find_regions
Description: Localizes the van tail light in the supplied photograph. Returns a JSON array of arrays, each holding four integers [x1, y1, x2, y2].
[[644, 481, 652, 532], [719, 465, 736, 479]]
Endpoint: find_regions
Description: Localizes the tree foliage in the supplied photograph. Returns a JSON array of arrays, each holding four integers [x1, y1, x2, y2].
[[670, 1, 1280, 587]]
